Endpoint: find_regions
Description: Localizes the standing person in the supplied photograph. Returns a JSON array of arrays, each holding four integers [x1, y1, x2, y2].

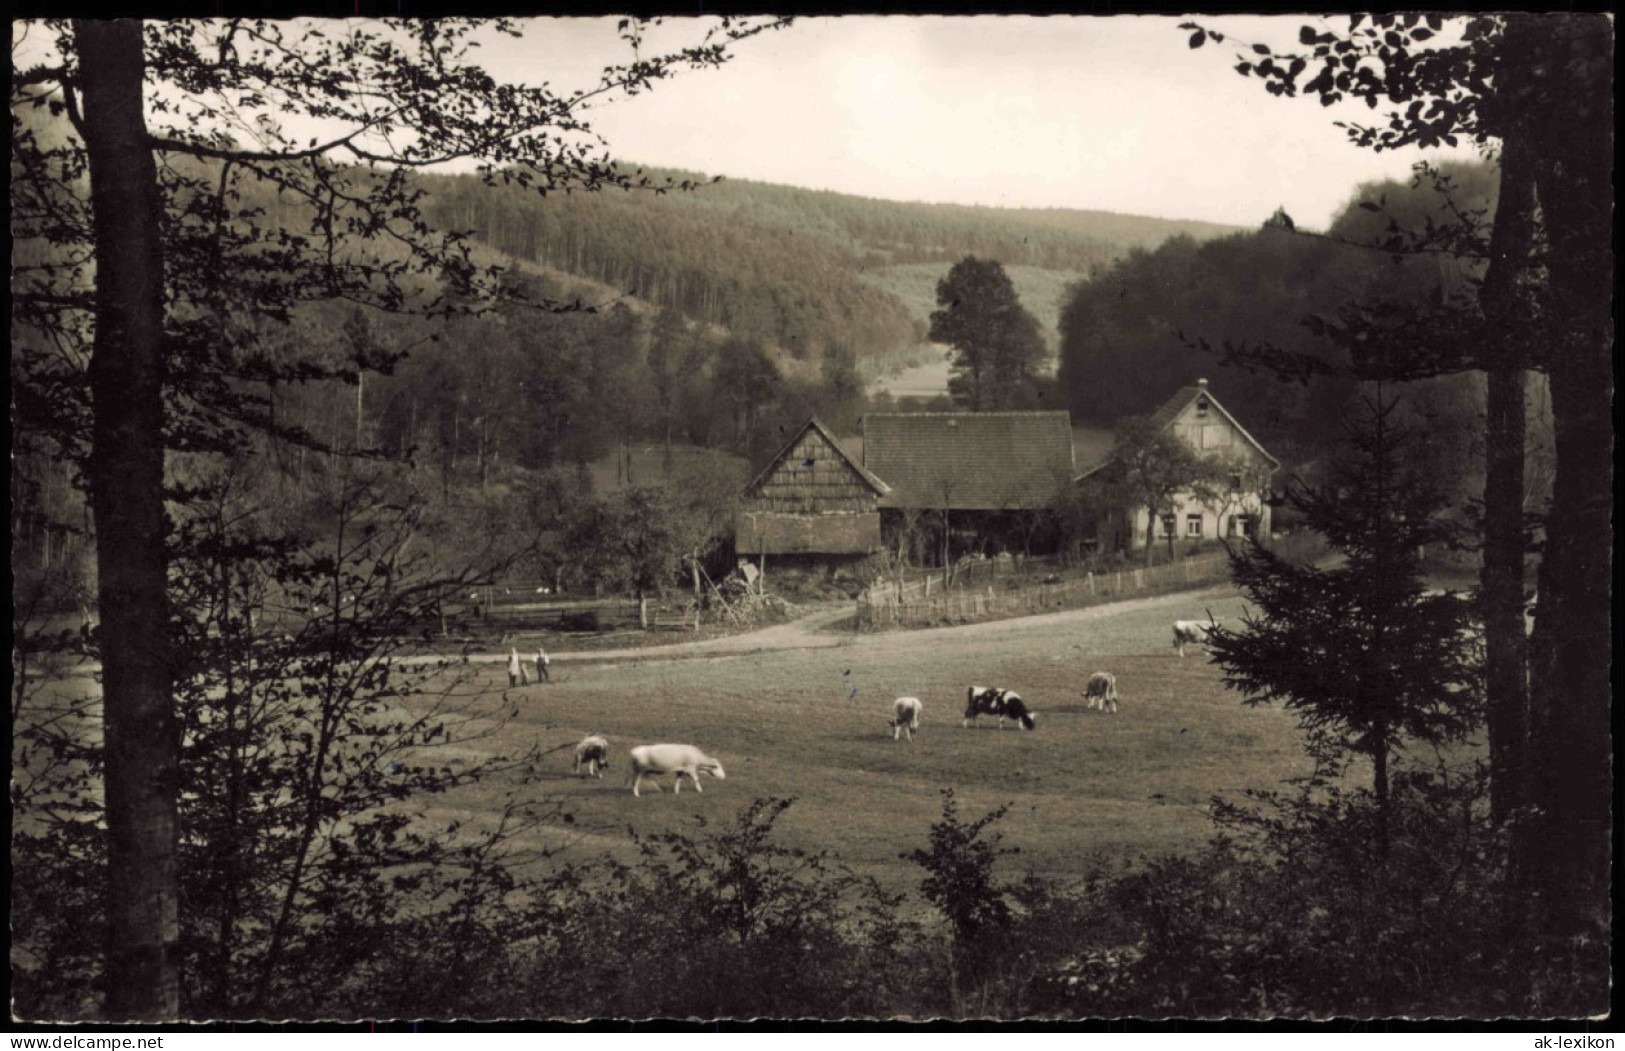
[[535, 644, 551, 683], [508, 646, 529, 687]]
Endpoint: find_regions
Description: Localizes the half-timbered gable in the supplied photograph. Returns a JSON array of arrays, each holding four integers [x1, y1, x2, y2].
[[736, 417, 889, 558]]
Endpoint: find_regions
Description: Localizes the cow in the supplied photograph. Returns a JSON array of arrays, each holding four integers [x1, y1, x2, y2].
[[1084, 671, 1118, 714], [889, 696, 923, 741], [628, 743, 726, 797], [963, 686, 1036, 731], [1172, 619, 1219, 658], [573, 735, 611, 778]]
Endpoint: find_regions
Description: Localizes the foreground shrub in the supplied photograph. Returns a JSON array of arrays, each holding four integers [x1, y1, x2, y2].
[[1021, 756, 1567, 1018], [528, 797, 923, 1018]]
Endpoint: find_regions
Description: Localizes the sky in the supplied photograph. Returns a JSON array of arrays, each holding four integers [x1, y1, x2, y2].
[[10, 16, 1487, 232], [466, 15, 1485, 231]]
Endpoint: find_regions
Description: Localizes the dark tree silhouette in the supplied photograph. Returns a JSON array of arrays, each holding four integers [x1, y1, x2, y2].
[[1208, 392, 1480, 857], [1186, 13, 1612, 942], [930, 256, 1046, 411], [11, 15, 782, 1019]]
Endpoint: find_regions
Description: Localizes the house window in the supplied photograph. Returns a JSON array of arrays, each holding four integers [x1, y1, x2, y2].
[[1238, 514, 1258, 538], [1229, 473, 1242, 491], [1186, 514, 1203, 537], [1227, 515, 1238, 537], [1160, 513, 1176, 537], [1195, 397, 1210, 419]]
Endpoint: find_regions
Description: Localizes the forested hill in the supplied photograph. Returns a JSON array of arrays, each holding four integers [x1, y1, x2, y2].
[[421, 166, 1239, 363]]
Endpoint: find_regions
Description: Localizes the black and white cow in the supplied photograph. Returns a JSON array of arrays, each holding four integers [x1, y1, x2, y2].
[[1084, 671, 1118, 714], [963, 686, 1036, 731]]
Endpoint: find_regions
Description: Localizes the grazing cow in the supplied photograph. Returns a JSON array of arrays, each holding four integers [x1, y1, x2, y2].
[[628, 743, 726, 797], [889, 696, 923, 741], [1084, 671, 1118, 714], [1172, 620, 1219, 658], [573, 735, 611, 778], [963, 686, 1037, 731]]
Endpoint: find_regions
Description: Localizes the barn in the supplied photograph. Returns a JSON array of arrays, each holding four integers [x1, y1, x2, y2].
[[735, 416, 892, 579], [862, 411, 1077, 561], [1077, 378, 1280, 553]]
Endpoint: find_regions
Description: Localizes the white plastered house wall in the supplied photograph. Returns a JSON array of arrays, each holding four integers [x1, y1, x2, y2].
[[1124, 379, 1280, 546]]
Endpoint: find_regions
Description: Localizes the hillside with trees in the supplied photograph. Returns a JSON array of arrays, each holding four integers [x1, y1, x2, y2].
[[422, 166, 1239, 366], [1057, 161, 1506, 468]]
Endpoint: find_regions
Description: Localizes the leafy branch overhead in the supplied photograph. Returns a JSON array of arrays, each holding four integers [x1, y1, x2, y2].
[[1183, 14, 1491, 146]]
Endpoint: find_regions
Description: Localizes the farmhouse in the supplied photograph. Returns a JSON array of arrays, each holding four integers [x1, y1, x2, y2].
[[736, 411, 1078, 574], [1077, 378, 1280, 553], [735, 416, 891, 576]]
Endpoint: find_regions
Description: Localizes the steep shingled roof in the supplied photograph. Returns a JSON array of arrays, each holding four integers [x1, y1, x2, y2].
[[862, 412, 1076, 511]]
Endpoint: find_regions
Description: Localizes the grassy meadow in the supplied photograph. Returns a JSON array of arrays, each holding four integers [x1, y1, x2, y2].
[[412, 584, 1311, 893]]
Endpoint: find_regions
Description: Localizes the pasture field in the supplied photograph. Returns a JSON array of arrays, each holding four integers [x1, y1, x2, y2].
[[412, 584, 1313, 892]]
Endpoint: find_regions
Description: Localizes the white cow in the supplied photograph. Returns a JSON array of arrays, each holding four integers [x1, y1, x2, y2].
[[1084, 671, 1118, 714], [889, 696, 923, 741], [628, 743, 726, 797], [573, 735, 611, 778], [1172, 620, 1220, 658]]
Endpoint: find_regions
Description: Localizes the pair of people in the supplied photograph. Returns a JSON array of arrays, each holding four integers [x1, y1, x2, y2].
[[507, 645, 551, 686]]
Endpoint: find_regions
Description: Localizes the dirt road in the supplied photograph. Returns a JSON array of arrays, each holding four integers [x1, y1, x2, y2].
[[513, 581, 1244, 665]]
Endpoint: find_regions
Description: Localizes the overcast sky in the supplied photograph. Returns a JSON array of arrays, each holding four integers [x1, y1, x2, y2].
[[471, 15, 1485, 232], [12, 15, 1487, 232]]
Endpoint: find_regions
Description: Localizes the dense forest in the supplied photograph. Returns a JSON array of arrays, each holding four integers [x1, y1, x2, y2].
[[1057, 162, 1515, 470], [421, 165, 1237, 365]]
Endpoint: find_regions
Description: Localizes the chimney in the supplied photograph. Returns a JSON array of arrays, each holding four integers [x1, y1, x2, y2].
[[1197, 378, 1209, 389]]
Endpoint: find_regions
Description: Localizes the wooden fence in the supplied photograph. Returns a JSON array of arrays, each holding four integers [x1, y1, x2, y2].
[[864, 554, 1064, 606], [454, 584, 693, 633], [856, 533, 1326, 631]]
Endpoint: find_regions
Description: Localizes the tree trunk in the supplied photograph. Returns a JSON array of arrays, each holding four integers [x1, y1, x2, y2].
[[1520, 14, 1614, 941], [689, 556, 703, 630], [1479, 134, 1536, 827], [77, 18, 181, 1021], [1372, 732, 1390, 863]]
